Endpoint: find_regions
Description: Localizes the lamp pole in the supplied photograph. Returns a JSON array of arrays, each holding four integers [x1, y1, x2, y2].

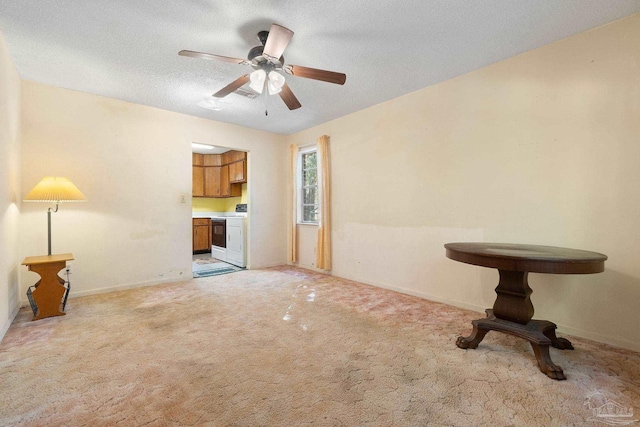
[[47, 203, 59, 256]]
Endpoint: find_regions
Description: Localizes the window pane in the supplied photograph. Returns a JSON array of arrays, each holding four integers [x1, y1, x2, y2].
[[303, 168, 317, 187], [303, 205, 318, 222], [303, 187, 317, 205], [299, 150, 318, 223], [303, 152, 316, 169]]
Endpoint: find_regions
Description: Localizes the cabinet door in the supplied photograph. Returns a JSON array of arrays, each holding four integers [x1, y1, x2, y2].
[[220, 165, 230, 197], [229, 160, 246, 183], [193, 224, 210, 252], [193, 166, 204, 197], [204, 166, 221, 197]]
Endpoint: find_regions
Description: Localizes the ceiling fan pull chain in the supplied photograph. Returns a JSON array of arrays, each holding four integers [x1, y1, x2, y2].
[[265, 88, 268, 116]]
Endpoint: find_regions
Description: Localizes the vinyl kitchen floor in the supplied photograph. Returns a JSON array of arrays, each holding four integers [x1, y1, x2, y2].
[[192, 253, 242, 278]]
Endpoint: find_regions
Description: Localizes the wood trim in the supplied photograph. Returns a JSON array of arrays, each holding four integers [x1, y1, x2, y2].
[[192, 153, 204, 166], [203, 154, 222, 166]]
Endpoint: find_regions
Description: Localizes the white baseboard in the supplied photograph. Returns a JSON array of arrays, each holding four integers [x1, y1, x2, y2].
[[252, 261, 290, 269], [288, 262, 329, 274], [318, 270, 640, 353], [0, 303, 21, 343], [554, 324, 640, 353], [19, 275, 187, 307]]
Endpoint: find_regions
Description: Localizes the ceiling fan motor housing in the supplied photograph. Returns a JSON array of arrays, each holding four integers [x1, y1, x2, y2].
[[248, 46, 264, 61], [257, 30, 269, 46], [248, 45, 284, 67], [249, 31, 284, 66]]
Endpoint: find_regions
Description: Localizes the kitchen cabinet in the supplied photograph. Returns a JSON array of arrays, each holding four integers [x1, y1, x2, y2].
[[193, 153, 204, 166], [192, 150, 247, 198], [203, 166, 221, 197], [220, 165, 230, 197], [193, 166, 204, 197], [193, 218, 211, 253], [228, 160, 246, 183], [192, 154, 204, 197], [224, 151, 247, 183]]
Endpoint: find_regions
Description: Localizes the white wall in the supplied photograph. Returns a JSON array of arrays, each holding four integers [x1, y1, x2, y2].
[[288, 14, 640, 351], [0, 30, 21, 340], [20, 81, 288, 300]]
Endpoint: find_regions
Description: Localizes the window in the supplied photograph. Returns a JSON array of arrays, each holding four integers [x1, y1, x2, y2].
[[298, 148, 318, 224]]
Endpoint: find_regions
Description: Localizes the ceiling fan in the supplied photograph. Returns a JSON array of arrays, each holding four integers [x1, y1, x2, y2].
[[179, 24, 346, 112]]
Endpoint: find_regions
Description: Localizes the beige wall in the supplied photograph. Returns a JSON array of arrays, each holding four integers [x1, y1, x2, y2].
[[288, 14, 640, 351], [20, 82, 288, 299], [0, 30, 21, 340]]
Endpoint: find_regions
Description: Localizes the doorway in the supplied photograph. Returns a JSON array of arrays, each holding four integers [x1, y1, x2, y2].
[[191, 143, 249, 277]]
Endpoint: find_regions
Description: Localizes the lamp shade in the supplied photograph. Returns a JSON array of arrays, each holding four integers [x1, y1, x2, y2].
[[249, 69, 266, 94], [267, 71, 285, 95], [24, 177, 87, 203]]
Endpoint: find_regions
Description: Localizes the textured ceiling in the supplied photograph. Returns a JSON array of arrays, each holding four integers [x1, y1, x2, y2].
[[1, 1, 639, 135]]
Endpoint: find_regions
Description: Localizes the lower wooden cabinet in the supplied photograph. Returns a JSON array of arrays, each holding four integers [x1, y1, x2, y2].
[[193, 218, 211, 253]]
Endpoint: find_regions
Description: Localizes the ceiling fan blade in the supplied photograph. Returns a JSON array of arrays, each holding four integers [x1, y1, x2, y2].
[[263, 24, 294, 60], [279, 83, 302, 110], [284, 64, 346, 85], [213, 75, 250, 98], [178, 50, 248, 65]]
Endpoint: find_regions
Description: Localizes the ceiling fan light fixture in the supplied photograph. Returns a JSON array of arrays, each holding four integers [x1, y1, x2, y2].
[[267, 71, 285, 95], [249, 69, 266, 94], [180, 23, 345, 112]]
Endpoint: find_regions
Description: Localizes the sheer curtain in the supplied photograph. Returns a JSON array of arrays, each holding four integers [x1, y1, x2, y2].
[[288, 144, 298, 263], [316, 135, 331, 270]]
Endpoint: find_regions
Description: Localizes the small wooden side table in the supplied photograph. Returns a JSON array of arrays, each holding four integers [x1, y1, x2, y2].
[[22, 253, 74, 320]]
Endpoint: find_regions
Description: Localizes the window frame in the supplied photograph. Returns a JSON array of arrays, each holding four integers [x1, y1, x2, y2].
[[297, 146, 319, 225]]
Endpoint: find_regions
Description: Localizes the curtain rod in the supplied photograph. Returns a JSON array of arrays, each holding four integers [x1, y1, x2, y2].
[[296, 141, 316, 149], [296, 135, 328, 149]]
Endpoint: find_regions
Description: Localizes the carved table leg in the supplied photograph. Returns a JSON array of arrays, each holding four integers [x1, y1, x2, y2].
[[540, 321, 574, 350], [457, 310, 573, 379], [531, 342, 567, 380], [456, 321, 489, 349], [493, 270, 534, 324]]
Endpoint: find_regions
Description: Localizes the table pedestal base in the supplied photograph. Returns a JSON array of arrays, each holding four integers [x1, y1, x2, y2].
[[456, 309, 573, 380]]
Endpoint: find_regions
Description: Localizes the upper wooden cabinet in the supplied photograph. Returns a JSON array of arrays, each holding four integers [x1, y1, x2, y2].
[[203, 166, 221, 197], [193, 153, 204, 166], [192, 154, 205, 197], [223, 151, 247, 184], [193, 166, 204, 197], [192, 150, 247, 198], [229, 160, 246, 183]]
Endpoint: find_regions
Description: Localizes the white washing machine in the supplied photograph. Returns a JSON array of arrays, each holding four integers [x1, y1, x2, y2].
[[225, 217, 246, 268]]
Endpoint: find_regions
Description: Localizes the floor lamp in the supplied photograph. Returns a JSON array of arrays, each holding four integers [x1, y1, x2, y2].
[[24, 177, 87, 256]]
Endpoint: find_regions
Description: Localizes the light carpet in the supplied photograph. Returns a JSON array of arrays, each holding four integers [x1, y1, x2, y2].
[[1, 266, 638, 426]]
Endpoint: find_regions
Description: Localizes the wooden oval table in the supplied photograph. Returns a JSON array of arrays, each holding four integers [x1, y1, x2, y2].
[[445, 242, 607, 380]]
